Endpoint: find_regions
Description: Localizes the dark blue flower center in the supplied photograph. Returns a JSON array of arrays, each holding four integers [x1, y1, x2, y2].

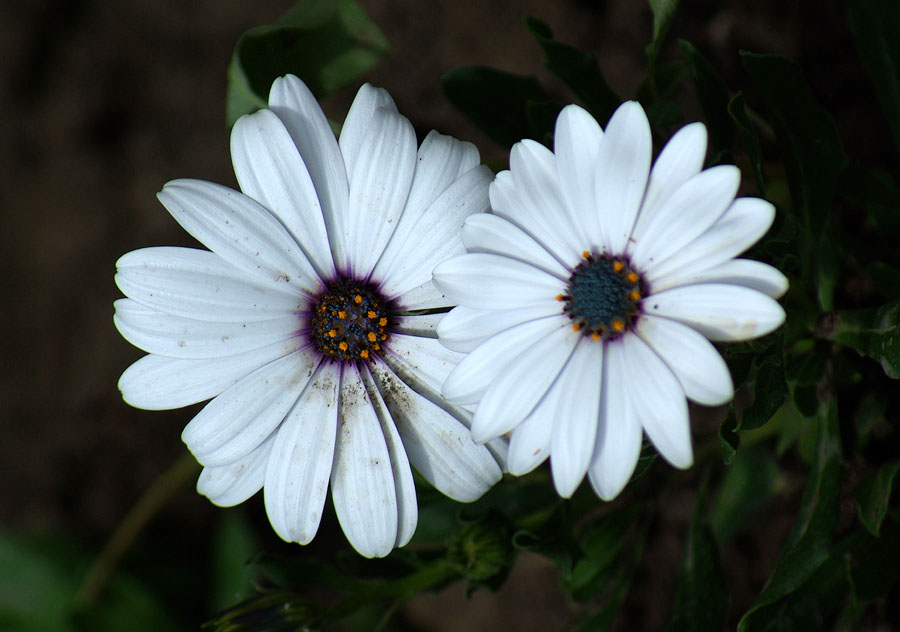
[[560, 252, 643, 340], [309, 278, 391, 361]]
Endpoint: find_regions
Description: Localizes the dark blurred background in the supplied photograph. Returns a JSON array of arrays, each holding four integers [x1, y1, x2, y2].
[[0, 1, 888, 629]]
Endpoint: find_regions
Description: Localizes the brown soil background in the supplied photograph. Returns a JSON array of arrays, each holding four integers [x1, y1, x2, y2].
[[0, 1, 889, 630]]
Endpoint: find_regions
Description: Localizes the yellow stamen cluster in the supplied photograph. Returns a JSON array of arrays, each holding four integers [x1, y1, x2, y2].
[[559, 251, 644, 341], [309, 279, 391, 361]]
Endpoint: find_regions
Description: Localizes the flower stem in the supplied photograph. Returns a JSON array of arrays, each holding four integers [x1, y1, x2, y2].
[[76, 452, 200, 606]]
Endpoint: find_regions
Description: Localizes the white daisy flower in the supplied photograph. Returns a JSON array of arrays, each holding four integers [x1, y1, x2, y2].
[[432, 102, 787, 501], [114, 75, 504, 558]]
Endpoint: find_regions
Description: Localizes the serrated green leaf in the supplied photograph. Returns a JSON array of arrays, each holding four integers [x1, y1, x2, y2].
[[737, 394, 843, 631], [848, 0, 900, 158], [727, 93, 766, 194], [443, 66, 557, 148], [854, 461, 900, 536], [741, 52, 847, 308], [524, 17, 620, 126], [678, 40, 733, 158], [741, 342, 788, 431], [226, 0, 388, 126], [829, 299, 900, 378], [718, 407, 740, 465], [669, 477, 728, 632]]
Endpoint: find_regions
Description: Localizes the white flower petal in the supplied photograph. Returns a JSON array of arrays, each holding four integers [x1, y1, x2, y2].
[[588, 340, 643, 500], [461, 213, 570, 280], [490, 171, 582, 270], [158, 179, 323, 294], [442, 315, 569, 405], [594, 101, 652, 254], [345, 108, 417, 278], [231, 108, 335, 279], [554, 104, 604, 251], [264, 362, 340, 545], [471, 321, 579, 442], [393, 312, 444, 338], [394, 280, 452, 311], [330, 366, 398, 558], [647, 197, 775, 282], [372, 361, 501, 502], [268, 75, 351, 271], [549, 340, 603, 498], [632, 122, 708, 239], [433, 253, 566, 310], [621, 333, 692, 469], [197, 434, 275, 507], [383, 333, 464, 396], [114, 299, 298, 359], [436, 303, 564, 353], [645, 283, 786, 341], [374, 165, 492, 300], [339, 83, 397, 182], [115, 247, 299, 322], [507, 398, 554, 476], [635, 315, 733, 406], [630, 165, 740, 271], [507, 140, 585, 258], [375, 131, 481, 274], [360, 366, 417, 548], [652, 259, 789, 299], [181, 347, 318, 466], [118, 338, 302, 410]]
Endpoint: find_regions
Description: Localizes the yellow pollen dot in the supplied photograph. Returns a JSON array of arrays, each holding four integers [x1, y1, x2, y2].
[[572, 323, 581, 332], [367, 310, 377, 319], [379, 317, 387, 327], [367, 332, 377, 342], [327, 329, 337, 338], [626, 272, 639, 284], [338, 311, 347, 320], [338, 341, 348, 351], [611, 318, 626, 332], [582, 251, 591, 259], [381, 334, 387, 341], [354, 295, 363, 304], [374, 343, 380, 350], [556, 294, 564, 302], [613, 261, 625, 272], [591, 332, 601, 341], [629, 290, 641, 302], [360, 349, 369, 359]]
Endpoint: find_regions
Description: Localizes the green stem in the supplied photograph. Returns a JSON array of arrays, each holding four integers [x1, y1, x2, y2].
[[76, 452, 200, 606]]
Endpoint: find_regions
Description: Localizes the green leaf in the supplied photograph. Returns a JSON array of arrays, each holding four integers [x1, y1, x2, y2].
[[669, 476, 729, 632], [678, 40, 733, 158], [712, 447, 779, 542], [848, 517, 900, 604], [443, 66, 557, 148], [646, 0, 679, 71], [524, 17, 620, 125], [737, 394, 843, 631], [828, 299, 900, 378], [741, 341, 788, 431], [853, 461, 900, 536], [226, 0, 388, 126], [0, 529, 183, 632], [848, 0, 900, 158], [741, 52, 847, 308], [727, 93, 766, 195], [718, 407, 740, 465], [209, 512, 258, 612]]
